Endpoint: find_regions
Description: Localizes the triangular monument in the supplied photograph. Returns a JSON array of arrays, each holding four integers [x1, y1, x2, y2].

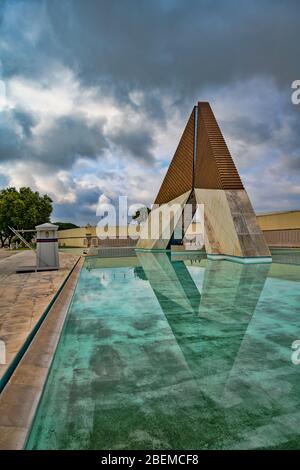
[[136, 102, 271, 263]]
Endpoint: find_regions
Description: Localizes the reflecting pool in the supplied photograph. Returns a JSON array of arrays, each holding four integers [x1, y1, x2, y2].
[[26, 250, 300, 449]]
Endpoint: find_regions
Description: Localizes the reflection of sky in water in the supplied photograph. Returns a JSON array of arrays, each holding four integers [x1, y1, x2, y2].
[[26, 253, 300, 450], [186, 266, 205, 293]]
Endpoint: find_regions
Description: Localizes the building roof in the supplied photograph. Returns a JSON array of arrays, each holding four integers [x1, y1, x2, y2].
[[257, 210, 300, 217], [35, 222, 59, 230]]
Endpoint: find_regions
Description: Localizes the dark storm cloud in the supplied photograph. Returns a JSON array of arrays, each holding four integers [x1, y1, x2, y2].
[[271, 154, 300, 176], [0, 0, 300, 221], [0, 107, 156, 167], [0, 112, 21, 161], [52, 186, 101, 225], [221, 117, 274, 146], [1, 0, 299, 129], [285, 156, 300, 171], [0, 108, 38, 162], [44, 0, 300, 94], [0, 109, 109, 168], [35, 115, 108, 168], [110, 127, 155, 165], [13, 109, 37, 137], [1, 0, 299, 94], [52, 202, 92, 226], [2, 0, 297, 155]]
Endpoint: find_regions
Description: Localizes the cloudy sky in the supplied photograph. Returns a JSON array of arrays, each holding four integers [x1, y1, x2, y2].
[[0, 0, 299, 225]]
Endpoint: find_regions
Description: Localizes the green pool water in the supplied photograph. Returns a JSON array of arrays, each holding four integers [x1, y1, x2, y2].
[[26, 250, 300, 450]]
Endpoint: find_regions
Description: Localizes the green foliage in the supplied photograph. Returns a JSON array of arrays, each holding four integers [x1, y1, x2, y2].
[[54, 222, 79, 231], [132, 207, 151, 220], [0, 187, 53, 247]]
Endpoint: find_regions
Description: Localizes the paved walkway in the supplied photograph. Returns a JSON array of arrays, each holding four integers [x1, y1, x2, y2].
[[0, 250, 79, 379], [0, 249, 18, 262], [0, 258, 83, 450]]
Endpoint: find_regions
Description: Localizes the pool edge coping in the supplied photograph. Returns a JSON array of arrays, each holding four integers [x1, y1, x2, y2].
[[0, 257, 84, 450]]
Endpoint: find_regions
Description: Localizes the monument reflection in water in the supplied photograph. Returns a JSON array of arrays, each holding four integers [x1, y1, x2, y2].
[[26, 251, 300, 450]]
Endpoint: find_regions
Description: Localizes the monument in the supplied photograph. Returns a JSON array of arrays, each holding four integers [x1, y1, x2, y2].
[[136, 102, 271, 263]]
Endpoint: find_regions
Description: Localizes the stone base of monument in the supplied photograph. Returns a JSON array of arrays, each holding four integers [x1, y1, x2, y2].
[[207, 253, 272, 264], [171, 244, 203, 252], [195, 188, 272, 262]]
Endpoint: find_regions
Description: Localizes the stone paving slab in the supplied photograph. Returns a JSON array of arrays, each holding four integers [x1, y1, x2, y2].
[[0, 249, 18, 262], [0, 250, 79, 379]]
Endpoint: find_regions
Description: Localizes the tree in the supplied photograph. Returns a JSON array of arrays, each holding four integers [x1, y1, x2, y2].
[[54, 222, 79, 231], [0, 187, 53, 247], [132, 207, 151, 222]]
